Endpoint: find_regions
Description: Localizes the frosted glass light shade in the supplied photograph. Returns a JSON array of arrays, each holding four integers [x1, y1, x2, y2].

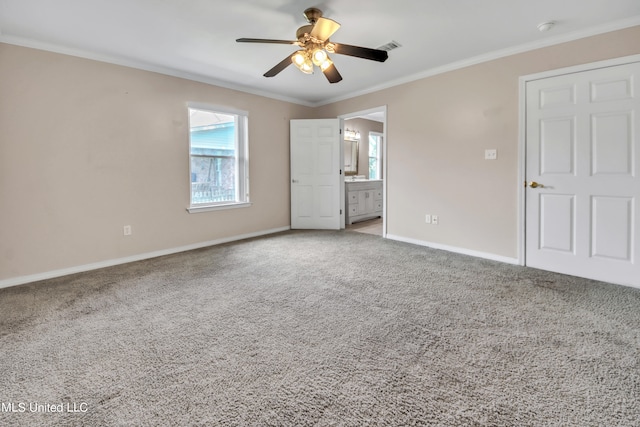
[[311, 49, 328, 66]]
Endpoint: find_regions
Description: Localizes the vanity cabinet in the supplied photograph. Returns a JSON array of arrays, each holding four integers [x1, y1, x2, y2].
[[345, 180, 383, 224]]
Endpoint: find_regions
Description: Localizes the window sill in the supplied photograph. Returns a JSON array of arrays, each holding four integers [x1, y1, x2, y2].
[[187, 202, 252, 214]]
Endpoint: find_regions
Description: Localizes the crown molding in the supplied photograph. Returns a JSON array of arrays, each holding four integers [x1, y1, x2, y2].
[[0, 35, 316, 107], [3, 15, 639, 109], [312, 15, 640, 107]]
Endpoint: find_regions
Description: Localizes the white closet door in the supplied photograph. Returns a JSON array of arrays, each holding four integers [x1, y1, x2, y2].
[[525, 61, 640, 287]]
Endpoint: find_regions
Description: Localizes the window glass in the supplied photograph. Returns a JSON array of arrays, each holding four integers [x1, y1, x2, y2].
[[369, 133, 382, 180], [188, 106, 248, 210]]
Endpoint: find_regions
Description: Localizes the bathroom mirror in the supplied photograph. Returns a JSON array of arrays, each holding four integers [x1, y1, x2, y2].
[[344, 138, 358, 176]]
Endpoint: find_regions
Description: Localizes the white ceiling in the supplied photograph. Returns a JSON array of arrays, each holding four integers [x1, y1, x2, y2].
[[2, 0, 640, 106]]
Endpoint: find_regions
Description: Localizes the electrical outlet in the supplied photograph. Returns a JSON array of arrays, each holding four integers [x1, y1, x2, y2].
[[485, 149, 497, 160], [123, 225, 132, 236], [425, 214, 432, 224], [432, 215, 439, 225]]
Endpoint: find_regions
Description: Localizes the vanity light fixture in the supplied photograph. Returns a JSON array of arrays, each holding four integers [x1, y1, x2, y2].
[[344, 129, 360, 140]]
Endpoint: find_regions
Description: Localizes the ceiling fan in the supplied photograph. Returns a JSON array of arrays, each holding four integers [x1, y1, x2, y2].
[[236, 7, 388, 83]]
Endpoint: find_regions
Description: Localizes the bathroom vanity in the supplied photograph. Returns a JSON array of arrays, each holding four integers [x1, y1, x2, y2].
[[345, 179, 383, 224]]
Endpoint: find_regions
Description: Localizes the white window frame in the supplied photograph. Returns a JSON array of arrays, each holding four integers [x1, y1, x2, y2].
[[186, 102, 250, 213]]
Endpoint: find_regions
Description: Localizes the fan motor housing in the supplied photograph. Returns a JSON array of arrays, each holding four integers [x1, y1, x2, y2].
[[296, 25, 314, 40], [303, 7, 323, 24]]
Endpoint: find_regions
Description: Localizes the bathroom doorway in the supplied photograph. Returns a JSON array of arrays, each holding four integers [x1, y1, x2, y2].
[[339, 106, 387, 237]]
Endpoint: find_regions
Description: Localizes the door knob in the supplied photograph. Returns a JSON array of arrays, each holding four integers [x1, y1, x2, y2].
[[526, 181, 543, 188], [292, 179, 299, 183]]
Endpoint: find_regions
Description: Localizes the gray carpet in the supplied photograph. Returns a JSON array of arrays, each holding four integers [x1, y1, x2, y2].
[[1, 230, 639, 426]]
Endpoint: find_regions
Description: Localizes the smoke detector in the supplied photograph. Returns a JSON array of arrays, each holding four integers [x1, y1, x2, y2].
[[537, 21, 556, 32]]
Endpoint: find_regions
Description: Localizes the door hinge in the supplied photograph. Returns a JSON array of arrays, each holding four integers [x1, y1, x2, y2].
[[340, 169, 342, 175], [339, 129, 342, 135], [340, 209, 342, 215]]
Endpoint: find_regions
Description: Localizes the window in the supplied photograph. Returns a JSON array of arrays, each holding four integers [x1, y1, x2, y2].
[[368, 132, 383, 180], [187, 104, 249, 212]]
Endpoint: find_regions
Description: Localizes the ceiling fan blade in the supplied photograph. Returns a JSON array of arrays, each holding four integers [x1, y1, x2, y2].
[[331, 43, 388, 62], [264, 54, 294, 78], [322, 63, 343, 84], [310, 17, 340, 42], [236, 38, 298, 45]]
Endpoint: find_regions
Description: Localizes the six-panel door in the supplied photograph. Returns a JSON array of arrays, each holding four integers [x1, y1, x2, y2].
[[525, 62, 640, 287]]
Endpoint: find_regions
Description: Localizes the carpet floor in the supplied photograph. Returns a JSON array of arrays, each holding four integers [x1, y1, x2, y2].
[[1, 230, 639, 426]]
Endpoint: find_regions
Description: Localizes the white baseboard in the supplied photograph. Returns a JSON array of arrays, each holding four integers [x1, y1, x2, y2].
[[385, 234, 520, 266], [0, 226, 291, 290]]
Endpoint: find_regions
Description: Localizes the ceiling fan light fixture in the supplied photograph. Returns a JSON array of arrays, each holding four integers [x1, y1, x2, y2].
[[291, 50, 314, 74], [311, 48, 328, 66], [319, 57, 333, 72], [292, 50, 306, 66], [237, 7, 389, 82], [300, 58, 314, 74]]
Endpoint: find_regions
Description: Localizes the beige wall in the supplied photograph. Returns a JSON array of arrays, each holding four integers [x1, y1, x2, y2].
[[315, 26, 640, 259], [2, 25, 640, 284], [343, 118, 384, 176], [0, 43, 312, 282]]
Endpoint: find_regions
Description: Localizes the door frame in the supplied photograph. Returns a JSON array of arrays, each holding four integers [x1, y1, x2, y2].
[[517, 53, 640, 266], [339, 106, 388, 236]]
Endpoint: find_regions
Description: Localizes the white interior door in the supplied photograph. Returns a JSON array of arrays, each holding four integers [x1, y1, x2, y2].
[[290, 119, 342, 230], [525, 61, 640, 287]]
